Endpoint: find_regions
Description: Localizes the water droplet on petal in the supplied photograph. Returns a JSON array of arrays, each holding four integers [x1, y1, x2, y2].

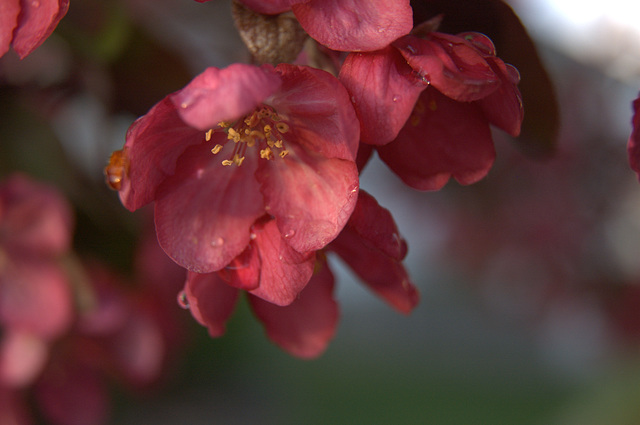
[[250, 232, 257, 240], [278, 255, 284, 261], [177, 291, 190, 309], [283, 229, 296, 239], [211, 237, 225, 247], [392, 95, 400, 102], [350, 96, 356, 104], [406, 44, 417, 54]]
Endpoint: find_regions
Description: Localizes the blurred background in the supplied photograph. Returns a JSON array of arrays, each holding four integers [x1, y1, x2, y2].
[[2, 0, 640, 424]]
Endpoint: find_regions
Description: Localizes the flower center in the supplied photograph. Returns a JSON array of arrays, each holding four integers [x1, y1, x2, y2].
[[207, 105, 290, 166]]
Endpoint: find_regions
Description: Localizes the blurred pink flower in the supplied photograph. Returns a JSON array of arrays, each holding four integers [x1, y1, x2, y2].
[[108, 63, 360, 305], [340, 30, 523, 190], [204, 0, 413, 52], [0, 174, 74, 388], [0, 0, 69, 59], [182, 190, 418, 358], [628, 93, 640, 177]]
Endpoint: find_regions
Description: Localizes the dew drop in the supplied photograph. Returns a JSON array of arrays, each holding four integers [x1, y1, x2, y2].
[[278, 255, 284, 261], [283, 229, 296, 239], [392, 96, 399, 102], [350, 96, 356, 104], [211, 237, 225, 247], [250, 232, 257, 240], [177, 291, 190, 309], [406, 44, 417, 54]]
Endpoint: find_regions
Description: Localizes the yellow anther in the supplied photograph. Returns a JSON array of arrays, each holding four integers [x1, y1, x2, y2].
[[275, 122, 289, 133], [244, 112, 260, 128], [228, 128, 241, 143], [222, 159, 234, 166], [218, 121, 230, 128], [267, 140, 275, 148], [260, 147, 273, 159], [211, 144, 223, 154], [259, 107, 271, 118], [263, 125, 272, 135], [274, 140, 283, 148], [235, 155, 245, 166], [205, 129, 213, 141], [279, 150, 289, 158]]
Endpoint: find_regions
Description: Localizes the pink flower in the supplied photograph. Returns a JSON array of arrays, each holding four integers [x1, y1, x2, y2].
[[215, 0, 413, 52], [107, 63, 360, 305], [340, 30, 523, 190], [0, 174, 74, 388], [628, 93, 640, 177], [0, 0, 69, 59], [181, 190, 418, 358]]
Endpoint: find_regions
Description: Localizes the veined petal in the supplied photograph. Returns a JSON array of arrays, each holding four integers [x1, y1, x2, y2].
[[154, 143, 265, 273], [120, 97, 203, 211], [292, 0, 413, 52], [172, 64, 282, 130], [378, 88, 495, 191], [630, 94, 640, 177], [394, 33, 500, 102], [257, 144, 359, 253], [345, 190, 407, 260], [339, 47, 425, 146], [184, 272, 239, 338], [272, 64, 359, 161], [248, 257, 337, 358], [217, 241, 261, 291], [331, 225, 418, 314], [12, 0, 69, 59], [477, 59, 524, 137], [248, 219, 316, 306]]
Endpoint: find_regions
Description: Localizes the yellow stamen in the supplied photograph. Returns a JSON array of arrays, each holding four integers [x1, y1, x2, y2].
[[205, 129, 213, 141], [279, 150, 289, 158], [275, 122, 289, 133], [260, 147, 273, 159], [211, 144, 223, 154]]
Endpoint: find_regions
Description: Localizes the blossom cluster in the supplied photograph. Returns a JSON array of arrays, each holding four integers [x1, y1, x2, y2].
[[100, 0, 525, 357]]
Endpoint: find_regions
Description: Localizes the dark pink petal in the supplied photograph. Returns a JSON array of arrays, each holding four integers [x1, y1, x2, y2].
[[339, 47, 426, 146], [154, 143, 265, 273], [120, 97, 204, 211], [0, 260, 73, 339], [377, 88, 495, 190], [248, 219, 316, 306], [0, 330, 48, 388], [12, 0, 69, 59], [35, 362, 109, 425], [394, 33, 500, 102], [184, 271, 239, 338], [272, 64, 359, 161], [345, 190, 407, 260], [292, 0, 413, 52], [257, 144, 359, 253], [477, 59, 524, 137], [236, 0, 301, 14], [0, 0, 20, 57], [0, 388, 32, 425], [172, 64, 282, 130], [331, 225, 418, 314], [217, 242, 261, 291], [0, 173, 73, 256], [628, 94, 640, 177], [248, 258, 338, 358]]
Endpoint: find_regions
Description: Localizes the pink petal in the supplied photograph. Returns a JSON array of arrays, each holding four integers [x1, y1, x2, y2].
[[257, 143, 359, 253], [272, 64, 359, 161], [0, 330, 49, 388], [0, 260, 73, 339], [293, 0, 413, 52], [154, 143, 265, 273], [120, 97, 204, 211], [477, 59, 524, 137], [377, 88, 495, 190], [394, 33, 500, 102], [236, 0, 302, 14], [184, 271, 240, 338], [0, 0, 20, 57], [172, 64, 282, 131], [12, 0, 69, 59], [339, 47, 426, 146], [217, 241, 261, 291], [628, 94, 640, 177], [345, 190, 407, 260], [248, 258, 338, 358], [331, 225, 419, 314], [35, 362, 109, 425], [248, 219, 316, 306], [0, 173, 73, 256]]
